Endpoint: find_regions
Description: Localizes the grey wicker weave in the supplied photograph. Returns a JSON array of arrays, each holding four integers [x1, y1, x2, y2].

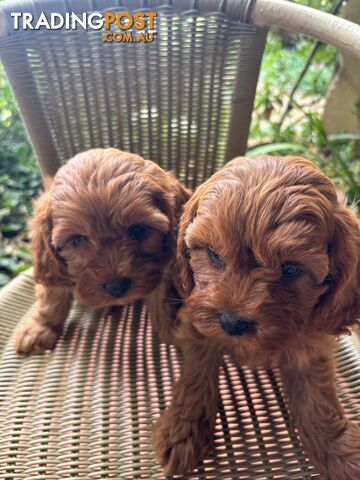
[[0, 1, 359, 479]]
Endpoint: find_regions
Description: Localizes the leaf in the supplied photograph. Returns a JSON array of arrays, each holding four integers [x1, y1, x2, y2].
[[0, 272, 10, 287], [328, 133, 360, 143], [14, 264, 31, 274], [0, 256, 19, 271], [16, 246, 32, 261], [1, 224, 24, 237], [247, 143, 308, 156], [0, 208, 11, 218]]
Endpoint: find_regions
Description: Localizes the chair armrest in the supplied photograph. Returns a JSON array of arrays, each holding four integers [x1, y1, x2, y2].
[[252, 0, 360, 59]]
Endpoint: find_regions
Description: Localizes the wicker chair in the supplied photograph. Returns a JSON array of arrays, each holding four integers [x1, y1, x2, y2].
[[0, 1, 359, 478]]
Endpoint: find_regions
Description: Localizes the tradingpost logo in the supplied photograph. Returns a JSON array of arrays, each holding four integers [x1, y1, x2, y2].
[[103, 12, 156, 43], [10, 11, 157, 44]]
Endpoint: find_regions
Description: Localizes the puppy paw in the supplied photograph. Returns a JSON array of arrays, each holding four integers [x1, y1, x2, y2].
[[152, 407, 214, 475], [15, 316, 60, 354]]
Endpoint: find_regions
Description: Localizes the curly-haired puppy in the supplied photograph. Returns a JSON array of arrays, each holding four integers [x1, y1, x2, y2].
[[152, 156, 360, 479], [15, 148, 190, 354]]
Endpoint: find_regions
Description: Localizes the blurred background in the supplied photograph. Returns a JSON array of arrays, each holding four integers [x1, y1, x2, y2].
[[0, 0, 359, 287]]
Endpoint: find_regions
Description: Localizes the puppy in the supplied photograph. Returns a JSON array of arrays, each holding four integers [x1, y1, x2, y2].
[[152, 156, 360, 479], [15, 148, 190, 354]]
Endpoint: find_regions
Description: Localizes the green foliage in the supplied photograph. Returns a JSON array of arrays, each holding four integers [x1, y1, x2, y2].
[[0, 64, 41, 286], [249, 7, 360, 205]]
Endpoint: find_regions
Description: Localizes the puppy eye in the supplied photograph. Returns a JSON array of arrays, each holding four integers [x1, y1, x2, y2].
[[128, 224, 149, 240], [71, 234, 88, 247], [207, 247, 225, 268], [281, 262, 302, 280]]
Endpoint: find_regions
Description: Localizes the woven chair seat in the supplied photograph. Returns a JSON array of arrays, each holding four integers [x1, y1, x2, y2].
[[0, 271, 359, 479], [1, 1, 360, 478]]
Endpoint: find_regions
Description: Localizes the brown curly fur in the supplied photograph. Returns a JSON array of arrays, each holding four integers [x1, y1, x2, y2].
[[15, 148, 190, 354], [152, 156, 360, 479]]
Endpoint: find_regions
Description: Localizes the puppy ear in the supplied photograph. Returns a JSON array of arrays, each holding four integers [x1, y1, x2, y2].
[[170, 179, 192, 222], [176, 193, 199, 297], [30, 185, 69, 287], [314, 203, 360, 334]]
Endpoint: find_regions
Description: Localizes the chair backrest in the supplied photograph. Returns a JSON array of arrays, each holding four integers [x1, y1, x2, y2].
[[0, 0, 267, 189]]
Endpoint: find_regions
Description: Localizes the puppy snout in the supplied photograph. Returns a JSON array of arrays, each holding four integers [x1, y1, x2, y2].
[[103, 278, 132, 297], [218, 312, 253, 337]]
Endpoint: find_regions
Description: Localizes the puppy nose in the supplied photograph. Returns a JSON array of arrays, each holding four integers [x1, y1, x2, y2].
[[218, 312, 253, 336], [103, 278, 132, 297]]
